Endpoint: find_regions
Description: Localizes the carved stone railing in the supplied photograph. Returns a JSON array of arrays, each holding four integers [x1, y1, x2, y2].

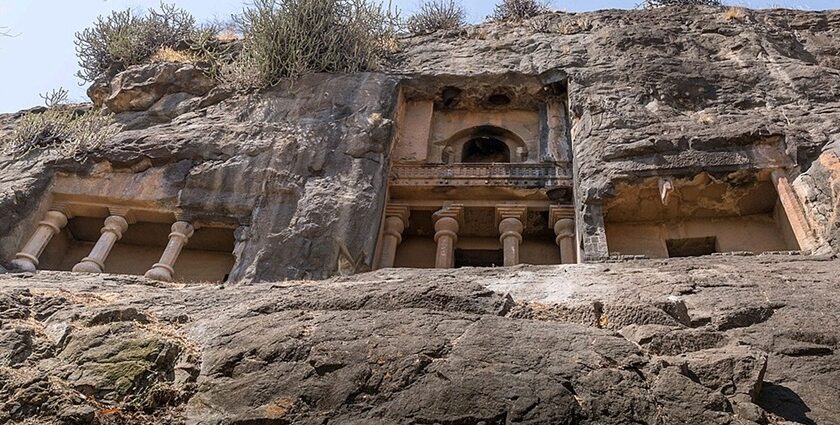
[[389, 163, 572, 188]]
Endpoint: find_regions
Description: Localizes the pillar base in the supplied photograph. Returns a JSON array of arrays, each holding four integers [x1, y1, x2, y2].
[[72, 258, 104, 273], [144, 264, 174, 282], [10, 258, 37, 273]]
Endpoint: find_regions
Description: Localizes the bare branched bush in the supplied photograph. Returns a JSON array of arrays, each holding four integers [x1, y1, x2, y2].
[[75, 3, 199, 82], [491, 0, 551, 21], [1, 89, 117, 160], [640, 0, 722, 7], [406, 0, 466, 34], [224, 0, 399, 90]]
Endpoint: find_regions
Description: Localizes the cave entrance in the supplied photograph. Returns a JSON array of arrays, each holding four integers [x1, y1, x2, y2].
[[461, 136, 511, 163], [603, 171, 801, 258], [455, 248, 504, 267], [666, 236, 717, 258]]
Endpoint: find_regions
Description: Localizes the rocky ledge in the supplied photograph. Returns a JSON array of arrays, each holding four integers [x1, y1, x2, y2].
[[1, 254, 838, 424]]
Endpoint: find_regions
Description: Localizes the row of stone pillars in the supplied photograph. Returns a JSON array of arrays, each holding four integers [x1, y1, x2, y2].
[[11, 207, 196, 282], [379, 204, 576, 269]]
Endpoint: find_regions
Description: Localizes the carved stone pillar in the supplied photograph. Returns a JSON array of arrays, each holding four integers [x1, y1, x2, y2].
[[11, 210, 69, 272], [72, 215, 130, 273], [550, 205, 577, 264], [496, 206, 526, 267], [144, 221, 195, 281], [379, 206, 410, 269], [770, 168, 816, 251], [433, 205, 463, 269]]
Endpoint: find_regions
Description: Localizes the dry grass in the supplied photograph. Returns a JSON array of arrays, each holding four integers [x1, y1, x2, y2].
[[723, 7, 747, 21], [149, 46, 197, 63]]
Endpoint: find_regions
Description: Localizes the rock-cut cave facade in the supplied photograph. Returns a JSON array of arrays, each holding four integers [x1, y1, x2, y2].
[[5, 74, 826, 282]]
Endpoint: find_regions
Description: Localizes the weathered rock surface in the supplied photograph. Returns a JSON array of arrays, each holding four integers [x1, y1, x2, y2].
[[0, 255, 838, 424], [397, 6, 840, 256], [0, 72, 398, 281], [2, 7, 840, 280]]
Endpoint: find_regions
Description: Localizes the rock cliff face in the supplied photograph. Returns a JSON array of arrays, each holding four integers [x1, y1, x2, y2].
[[1, 72, 399, 281], [1, 255, 838, 424], [2, 7, 840, 278], [1, 5, 840, 425], [396, 6, 840, 256]]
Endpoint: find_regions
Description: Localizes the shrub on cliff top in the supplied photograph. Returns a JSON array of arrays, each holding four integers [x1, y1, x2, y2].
[[1, 89, 117, 160], [641, 0, 723, 7], [491, 0, 551, 21], [75, 3, 199, 82], [223, 0, 399, 90], [406, 0, 466, 35]]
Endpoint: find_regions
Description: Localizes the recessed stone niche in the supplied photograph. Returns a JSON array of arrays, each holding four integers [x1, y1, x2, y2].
[[9, 165, 247, 283], [378, 74, 576, 269], [603, 170, 806, 258], [38, 216, 235, 283], [393, 207, 561, 268]]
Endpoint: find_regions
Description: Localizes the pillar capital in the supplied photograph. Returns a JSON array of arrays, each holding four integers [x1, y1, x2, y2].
[[433, 203, 463, 226], [49, 203, 74, 220], [108, 207, 136, 224], [102, 216, 129, 238], [40, 210, 70, 233], [549, 205, 575, 227], [170, 221, 195, 240], [433, 216, 459, 242], [495, 205, 527, 227], [385, 205, 411, 225]]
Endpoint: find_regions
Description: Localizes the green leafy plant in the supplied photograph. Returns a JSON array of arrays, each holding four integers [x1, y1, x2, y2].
[[1, 89, 117, 160], [223, 0, 399, 90], [406, 0, 466, 34], [491, 0, 551, 21]]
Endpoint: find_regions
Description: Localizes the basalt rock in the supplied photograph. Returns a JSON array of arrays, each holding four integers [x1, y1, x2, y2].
[[0, 255, 836, 424], [0, 5, 840, 425]]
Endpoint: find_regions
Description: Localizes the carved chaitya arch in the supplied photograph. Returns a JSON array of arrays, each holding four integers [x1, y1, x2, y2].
[[440, 125, 529, 164]]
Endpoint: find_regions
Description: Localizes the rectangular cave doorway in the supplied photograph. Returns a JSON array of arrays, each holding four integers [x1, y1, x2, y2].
[[455, 248, 503, 268], [38, 216, 236, 283], [665, 236, 718, 258]]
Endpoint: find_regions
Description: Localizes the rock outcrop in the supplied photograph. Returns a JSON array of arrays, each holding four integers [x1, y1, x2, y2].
[[0, 255, 838, 424], [2, 7, 839, 279], [1, 6, 840, 424]]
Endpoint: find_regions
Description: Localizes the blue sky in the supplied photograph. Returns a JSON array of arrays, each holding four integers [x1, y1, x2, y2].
[[0, 0, 836, 112]]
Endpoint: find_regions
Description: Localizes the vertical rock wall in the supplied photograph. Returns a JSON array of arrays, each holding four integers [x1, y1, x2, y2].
[[0, 72, 400, 281]]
